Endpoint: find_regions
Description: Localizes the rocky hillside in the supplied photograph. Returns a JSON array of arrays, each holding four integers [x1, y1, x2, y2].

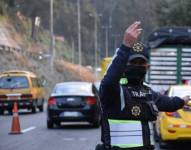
[[0, 15, 96, 97]]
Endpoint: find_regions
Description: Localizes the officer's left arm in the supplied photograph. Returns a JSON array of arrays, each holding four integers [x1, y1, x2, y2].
[[152, 91, 185, 112]]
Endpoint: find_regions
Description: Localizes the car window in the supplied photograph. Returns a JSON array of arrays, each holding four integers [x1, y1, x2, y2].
[[53, 84, 92, 94], [31, 78, 39, 87], [0, 76, 29, 89], [171, 88, 191, 98]]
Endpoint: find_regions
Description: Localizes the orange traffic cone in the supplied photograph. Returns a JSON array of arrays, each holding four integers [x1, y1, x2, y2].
[[9, 102, 22, 134]]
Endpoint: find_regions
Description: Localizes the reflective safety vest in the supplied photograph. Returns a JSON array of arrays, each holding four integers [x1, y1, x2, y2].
[[108, 119, 155, 149], [100, 84, 158, 149]]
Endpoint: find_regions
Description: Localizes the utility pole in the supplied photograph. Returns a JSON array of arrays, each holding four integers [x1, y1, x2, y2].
[[102, 25, 111, 57], [112, 34, 121, 54], [71, 37, 75, 63], [94, 15, 98, 79], [89, 13, 102, 79], [89, 13, 98, 78], [77, 0, 81, 67], [50, 0, 55, 73], [102, 16, 112, 57]]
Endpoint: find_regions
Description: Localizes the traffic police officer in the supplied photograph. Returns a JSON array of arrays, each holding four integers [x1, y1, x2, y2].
[[96, 21, 191, 150]]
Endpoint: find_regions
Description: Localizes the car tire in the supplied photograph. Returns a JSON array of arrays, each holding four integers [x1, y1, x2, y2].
[[31, 101, 37, 113], [158, 134, 168, 149], [47, 120, 54, 129], [8, 109, 12, 115], [39, 105, 43, 112], [0, 109, 4, 115], [38, 99, 44, 112], [159, 140, 168, 149], [155, 124, 169, 149], [92, 121, 100, 128], [92, 113, 101, 128]]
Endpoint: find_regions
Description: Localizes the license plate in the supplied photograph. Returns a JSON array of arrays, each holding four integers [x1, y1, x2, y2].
[[61, 112, 79, 117], [66, 98, 75, 102], [4, 103, 8, 106], [19, 102, 23, 105], [8, 96, 20, 100]]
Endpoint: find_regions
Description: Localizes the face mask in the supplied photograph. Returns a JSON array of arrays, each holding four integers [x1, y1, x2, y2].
[[124, 65, 147, 84]]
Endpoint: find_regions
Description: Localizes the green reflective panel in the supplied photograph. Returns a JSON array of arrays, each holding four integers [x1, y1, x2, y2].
[[120, 78, 128, 85], [112, 144, 143, 148], [108, 119, 141, 124]]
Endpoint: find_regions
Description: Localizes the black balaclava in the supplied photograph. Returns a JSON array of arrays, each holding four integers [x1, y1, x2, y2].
[[124, 65, 147, 85], [124, 42, 149, 85]]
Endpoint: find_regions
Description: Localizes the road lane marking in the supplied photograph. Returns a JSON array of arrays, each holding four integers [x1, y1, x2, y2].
[[22, 126, 36, 133], [79, 138, 87, 141], [63, 138, 74, 141], [63, 137, 88, 142]]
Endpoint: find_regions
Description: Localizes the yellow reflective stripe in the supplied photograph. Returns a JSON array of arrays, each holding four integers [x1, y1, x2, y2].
[[108, 119, 141, 124], [112, 144, 143, 148]]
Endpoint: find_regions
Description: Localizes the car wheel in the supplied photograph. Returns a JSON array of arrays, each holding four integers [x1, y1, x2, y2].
[[0, 109, 4, 115], [47, 120, 54, 129], [31, 102, 37, 113], [39, 105, 43, 112], [38, 99, 44, 112], [8, 109, 13, 115], [38, 103, 44, 112], [159, 140, 168, 149], [92, 113, 101, 128], [158, 134, 168, 149], [92, 121, 100, 128]]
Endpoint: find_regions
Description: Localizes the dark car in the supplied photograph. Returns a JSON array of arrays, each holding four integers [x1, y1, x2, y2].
[[47, 81, 101, 128]]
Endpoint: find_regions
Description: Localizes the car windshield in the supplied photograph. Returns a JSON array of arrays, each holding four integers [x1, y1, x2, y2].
[[0, 76, 29, 89], [53, 83, 92, 94], [171, 88, 191, 98]]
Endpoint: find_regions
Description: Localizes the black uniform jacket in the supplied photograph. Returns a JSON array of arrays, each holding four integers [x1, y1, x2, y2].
[[100, 44, 184, 117], [99, 44, 185, 148]]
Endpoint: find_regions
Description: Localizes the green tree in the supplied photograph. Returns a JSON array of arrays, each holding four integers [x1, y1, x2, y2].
[[155, 0, 191, 26], [15, 0, 97, 65]]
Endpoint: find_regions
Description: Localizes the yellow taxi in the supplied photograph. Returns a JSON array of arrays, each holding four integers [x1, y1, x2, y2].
[[0, 70, 45, 114], [155, 85, 191, 146]]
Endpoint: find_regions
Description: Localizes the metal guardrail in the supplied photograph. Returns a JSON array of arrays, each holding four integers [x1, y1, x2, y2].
[[0, 44, 22, 53], [0, 44, 51, 62]]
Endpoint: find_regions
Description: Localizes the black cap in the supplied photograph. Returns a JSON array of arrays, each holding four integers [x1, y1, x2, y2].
[[128, 42, 149, 62]]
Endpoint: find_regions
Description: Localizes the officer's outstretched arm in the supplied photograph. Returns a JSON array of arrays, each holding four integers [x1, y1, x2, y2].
[[153, 91, 185, 112]]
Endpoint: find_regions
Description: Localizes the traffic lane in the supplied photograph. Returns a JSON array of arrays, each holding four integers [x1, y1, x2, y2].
[[0, 111, 46, 150], [47, 124, 100, 150], [0, 110, 100, 150], [3, 110, 190, 150]]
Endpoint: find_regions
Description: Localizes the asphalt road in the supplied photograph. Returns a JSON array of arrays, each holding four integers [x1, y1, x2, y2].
[[0, 109, 190, 150], [0, 109, 100, 150]]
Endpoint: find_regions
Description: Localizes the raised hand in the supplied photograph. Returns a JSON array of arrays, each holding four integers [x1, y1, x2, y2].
[[123, 21, 142, 48], [182, 95, 191, 106]]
